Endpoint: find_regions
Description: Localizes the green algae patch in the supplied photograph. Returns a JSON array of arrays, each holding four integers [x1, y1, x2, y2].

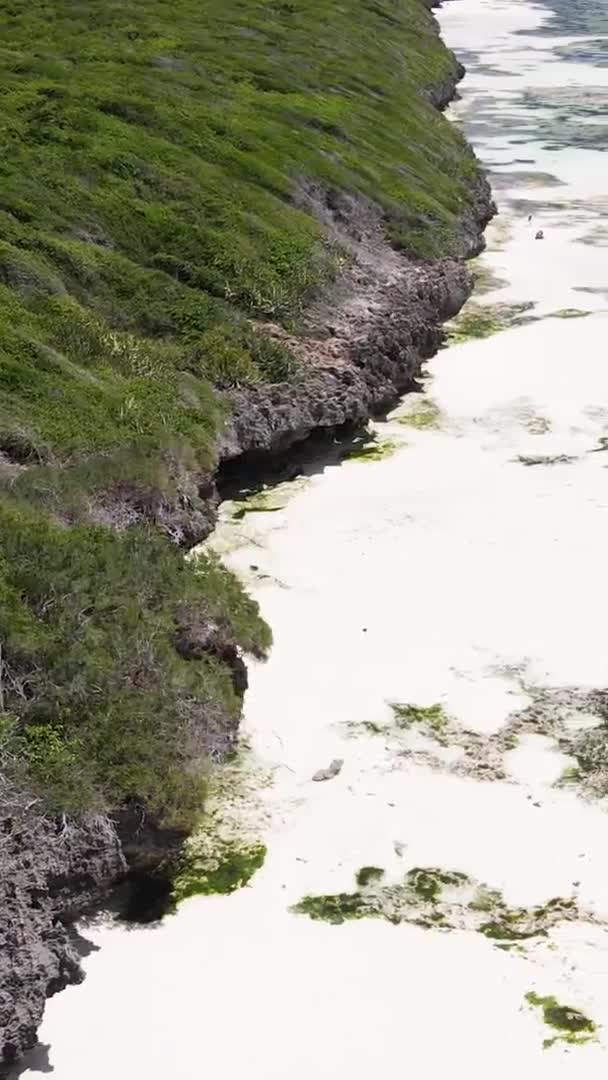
[[549, 308, 591, 320], [356, 866, 385, 888], [555, 765, 583, 787], [407, 867, 469, 902], [395, 400, 441, 430], [173, 838, 267, 902], [516, 454, 575, 467], [292, 865, 471, 927], [391, 702, 450, 743], [291, 867, 589, 948], [448, 307, 501, 342], [232, 504, 283, 521], [525, 992, 598, 1049], [469, 887, 504, 913], [171, 751, 272, 905], [447, 301, 536, 343], [477, 896, 578, 944], [471, 263, 509, 296], [291, 892, 373, 925], [230, 487, 290, 521], [343, 438, 401, 463], [360, 720, 386, 735], [479, 919, 546, 942]]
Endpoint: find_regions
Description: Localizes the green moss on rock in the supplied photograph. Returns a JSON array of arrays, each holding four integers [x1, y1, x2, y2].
[[525, 991, 598, 1048], [343, 439, 401, 463], [391, 702, 450, 742], [291, 868, 586, 950], [395, 400, 442, 430], [407, 867, 469, 902], [291, 892, 372, 925], [447, 301, 536, 343], [356, 866, 385, 887], [173, 838, 267, 902]]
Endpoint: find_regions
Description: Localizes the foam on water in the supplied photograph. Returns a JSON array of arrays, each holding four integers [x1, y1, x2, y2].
[[20, 1, 608, 1076]]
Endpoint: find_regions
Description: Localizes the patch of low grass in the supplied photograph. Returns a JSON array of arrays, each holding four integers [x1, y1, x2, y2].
[[0, 498, 270, 822]]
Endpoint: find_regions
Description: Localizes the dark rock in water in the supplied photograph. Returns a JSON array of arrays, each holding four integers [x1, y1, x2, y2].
[[535, 229, 545, 239], [312, 759, 344, 782]]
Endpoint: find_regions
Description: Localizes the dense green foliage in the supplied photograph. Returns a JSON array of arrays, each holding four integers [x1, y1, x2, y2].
[[0, 502, 270, 821], [0, 0, 481, 822], [0, 0, 480, 472]]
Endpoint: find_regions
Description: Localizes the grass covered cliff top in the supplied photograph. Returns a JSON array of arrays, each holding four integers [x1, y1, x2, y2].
[[0, 0, 480, 469], [0, 0, 483, 824]]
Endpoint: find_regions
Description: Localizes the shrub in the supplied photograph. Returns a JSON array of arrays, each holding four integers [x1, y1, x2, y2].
[[0, 500, 270, 822]]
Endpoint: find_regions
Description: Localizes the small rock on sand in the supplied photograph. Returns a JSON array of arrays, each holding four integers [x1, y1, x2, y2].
[[312, 758, 344, 782]]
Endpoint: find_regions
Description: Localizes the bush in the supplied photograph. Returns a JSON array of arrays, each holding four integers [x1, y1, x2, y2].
[[0, 500, 270, 823]]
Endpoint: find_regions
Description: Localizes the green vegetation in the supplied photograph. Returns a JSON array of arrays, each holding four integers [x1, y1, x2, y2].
[[232, 504, 282, 521], [0, 502, 270, 822], [447, 300, 535, 343], [173, 837, 267, 902], [292, 866, 472, 926], [391, 702, 450, 742], [394, 400, 442, 429], [292, 891, 373, 925], [0, 0, 482, 486], [356, 866, 385, 887], [468, 886, 503, 913], [343, 438, 401, 463], [292, 865, 585, 951], [477, 897, 577, 944], [447, 306, 502, 342], [407, 867, 468, 902], [0, 0, 484, 829], [525, 992, 597, 1049], [555, 765, 582, 787], [479, 919, 546, 942]]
